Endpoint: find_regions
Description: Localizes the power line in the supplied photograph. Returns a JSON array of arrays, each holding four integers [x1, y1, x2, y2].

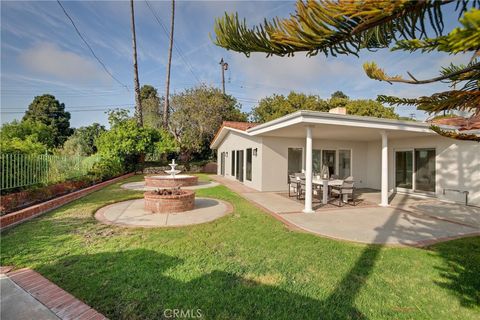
[[144, 0, 201, 84], [56, 0, 130, 92], [2, 104, 135, 111], [2, 106, 135, 115]]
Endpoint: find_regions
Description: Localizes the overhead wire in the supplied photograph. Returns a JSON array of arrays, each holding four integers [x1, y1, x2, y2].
[[144, 0, 201, 84], [56, 0, 130, 92]]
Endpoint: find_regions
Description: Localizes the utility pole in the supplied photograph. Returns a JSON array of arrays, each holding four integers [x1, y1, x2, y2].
[[164, 0, 175, 130], [219, 58, 228, 94], [130, 0, 142, 126]]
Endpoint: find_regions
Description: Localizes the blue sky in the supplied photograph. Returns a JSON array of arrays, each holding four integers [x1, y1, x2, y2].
[[1, 0, 468, 128]]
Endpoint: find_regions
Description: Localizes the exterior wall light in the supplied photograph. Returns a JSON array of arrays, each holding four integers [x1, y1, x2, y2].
[[253, 148, 258, 156]]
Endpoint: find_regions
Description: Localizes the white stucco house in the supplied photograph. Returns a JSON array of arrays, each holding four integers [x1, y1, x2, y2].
[[210, 110, 480, 211]]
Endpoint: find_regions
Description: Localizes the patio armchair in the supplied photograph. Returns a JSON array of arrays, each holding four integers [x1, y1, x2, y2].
[[288, 174, 299, 197], [296, 178, 307, 200], [330, 176, 356, 206], [294, 172, 305, 179]]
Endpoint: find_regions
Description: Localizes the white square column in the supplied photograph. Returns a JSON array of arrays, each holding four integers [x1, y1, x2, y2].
[[303, 126, 314, 213], [380, 130, 389, 206]]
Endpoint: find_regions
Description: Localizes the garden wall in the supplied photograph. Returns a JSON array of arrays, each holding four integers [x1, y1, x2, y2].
[[0, 173, 134, 230]]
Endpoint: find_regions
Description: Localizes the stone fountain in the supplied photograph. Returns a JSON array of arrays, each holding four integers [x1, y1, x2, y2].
[[144, 159, 198, 213], [144, 159, 198, 188]]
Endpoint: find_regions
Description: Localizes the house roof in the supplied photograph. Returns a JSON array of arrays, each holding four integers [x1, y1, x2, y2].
[[210, 110, 467, 149], [221, 121, 258, 131], [429, 115, 480, 130], [210, 121, 258, 149]]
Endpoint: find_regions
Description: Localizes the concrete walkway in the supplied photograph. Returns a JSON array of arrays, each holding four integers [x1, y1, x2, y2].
[[1, 274, 59, 320], [1, 268, 107, 320], [95, 198, 232, 227], [211, 175, 480, 246]]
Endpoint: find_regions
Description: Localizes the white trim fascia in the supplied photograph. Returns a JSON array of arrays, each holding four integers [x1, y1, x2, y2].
[[247, 110, 458, 135], [211, 110, 471, 149], [210, 126, 252, 149]]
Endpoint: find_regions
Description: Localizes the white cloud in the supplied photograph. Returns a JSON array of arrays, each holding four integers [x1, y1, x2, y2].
[[19, 42, 110, 83], [231, 52, 360, 102]]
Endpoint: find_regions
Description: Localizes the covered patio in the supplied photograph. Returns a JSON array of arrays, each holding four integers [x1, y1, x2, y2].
[[246, 111, 441, 212], [212, 175, 480, 246]]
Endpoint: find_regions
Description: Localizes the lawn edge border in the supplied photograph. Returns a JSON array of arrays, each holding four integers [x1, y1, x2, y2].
[[0, 173, 134, 231], [5, 268, 108, 319]]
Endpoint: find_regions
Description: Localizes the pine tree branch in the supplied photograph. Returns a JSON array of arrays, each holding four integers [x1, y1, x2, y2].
[[364, 61, 480, 84]]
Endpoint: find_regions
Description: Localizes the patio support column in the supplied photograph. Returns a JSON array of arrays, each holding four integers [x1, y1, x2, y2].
[[380, 130, 389, 206], [303, 126, 314, 213]]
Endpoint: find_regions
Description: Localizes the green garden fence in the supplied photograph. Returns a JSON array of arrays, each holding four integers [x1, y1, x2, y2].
[[0, 154, 100, 191]]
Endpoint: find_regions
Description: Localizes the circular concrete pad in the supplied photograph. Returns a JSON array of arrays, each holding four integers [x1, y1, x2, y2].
[[121, 180, 219, 191], [95, 198, 231, 227]]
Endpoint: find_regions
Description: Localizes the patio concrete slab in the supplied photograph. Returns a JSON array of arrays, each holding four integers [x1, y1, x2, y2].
[[211, 175, 480, 246], [408, 201, 480, 228], [242, 192, 304, 213], [281, 207, 479, 246], [1, 274, 59, 320], [121, 180, 219, 191], [95, 198, 231, 227]]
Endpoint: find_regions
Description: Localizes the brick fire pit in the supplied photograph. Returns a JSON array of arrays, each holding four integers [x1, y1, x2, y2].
[[144, 190, 195, 213]]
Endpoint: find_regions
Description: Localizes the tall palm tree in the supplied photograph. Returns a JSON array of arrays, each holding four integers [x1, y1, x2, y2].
[[130, 0, 142, 126], [163, 0, 175, 129]]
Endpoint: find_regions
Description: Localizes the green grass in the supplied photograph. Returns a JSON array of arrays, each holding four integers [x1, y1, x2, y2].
[[1, 174, 479, 319]]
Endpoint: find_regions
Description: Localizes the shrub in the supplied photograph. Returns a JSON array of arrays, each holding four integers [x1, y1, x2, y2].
[[89, 156, 125, 181]]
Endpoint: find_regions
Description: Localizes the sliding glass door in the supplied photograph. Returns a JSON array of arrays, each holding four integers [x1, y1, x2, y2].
[[395, 148, 435, 193], [288, 148, 303, 175], [313, 150, 321, 174], [220, 152, 225, 176], [415, 148, 436, 192], [338, 150, 351, 179], [236, 150, 244, 182], [322, 150, 336, 176], [395, 151, 413, 189]]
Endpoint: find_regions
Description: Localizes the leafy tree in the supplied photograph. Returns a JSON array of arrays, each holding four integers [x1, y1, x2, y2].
[[0, 120, 55, 154], [61, 123, 106, 156], [140, 85, 163, 129], [1, 136, 48, 154], [331, 91, 349, 100], [23, 94, 73, 146], [213, 0, 479, 141], [106, 108, 131, 127], [252, 92, 329, 122], [96, 110, 177, 171], [169, 85, 247, 161], [60, 136, 90, 156], [345, 100, 399, 119], [252, 92, 399, 123]]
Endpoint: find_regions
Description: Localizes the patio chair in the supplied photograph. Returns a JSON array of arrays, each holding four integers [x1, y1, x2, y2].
[[330, 176, 356, 206], [288, 174, 299, 197], [294, 172, 305, 179], [296, 178, 306, 200]]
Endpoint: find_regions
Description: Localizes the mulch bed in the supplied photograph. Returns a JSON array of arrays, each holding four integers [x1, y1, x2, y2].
[[0, 180, 95, 215]]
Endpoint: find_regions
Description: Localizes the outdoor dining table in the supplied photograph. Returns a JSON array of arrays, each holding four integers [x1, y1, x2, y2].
[[312, 178, 343, 204]]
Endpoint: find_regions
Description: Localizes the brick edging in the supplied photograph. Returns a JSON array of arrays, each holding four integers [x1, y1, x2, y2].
[[0, 173, 134, 231], [6, 268, 108, 319]]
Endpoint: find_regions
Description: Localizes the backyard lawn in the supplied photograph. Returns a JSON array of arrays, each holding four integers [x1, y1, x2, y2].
[[1, 174, 479, 319]]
